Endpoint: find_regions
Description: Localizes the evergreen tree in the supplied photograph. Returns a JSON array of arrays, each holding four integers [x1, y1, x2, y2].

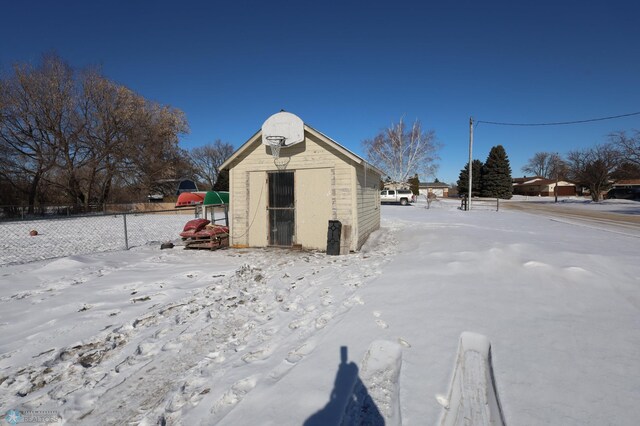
[[408, 174, 420, 195], [213, 169, 229, 191], [480, 145, 513, 199], [457, 160, 483, 197]]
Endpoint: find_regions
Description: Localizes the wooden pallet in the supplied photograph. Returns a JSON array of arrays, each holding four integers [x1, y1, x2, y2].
[[183, 234, 229, 250]]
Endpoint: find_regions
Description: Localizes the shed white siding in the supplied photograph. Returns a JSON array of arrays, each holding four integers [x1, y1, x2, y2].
[[355, 165, 381, 250]]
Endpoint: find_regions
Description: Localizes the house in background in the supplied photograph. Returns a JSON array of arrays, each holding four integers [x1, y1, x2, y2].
[[220, 112, 382, 254], [611, 179, 640, 188], [382, 181, 411, 191], [418, 182, 450, 198], [512, 176, 544, 186], [512, 176, 576, 196]]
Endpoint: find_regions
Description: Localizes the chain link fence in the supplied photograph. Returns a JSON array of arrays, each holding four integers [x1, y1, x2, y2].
[[0, 208, 198, 266]]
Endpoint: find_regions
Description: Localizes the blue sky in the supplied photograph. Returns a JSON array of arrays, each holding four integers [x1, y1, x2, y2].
[[2, 1, 639, 184]]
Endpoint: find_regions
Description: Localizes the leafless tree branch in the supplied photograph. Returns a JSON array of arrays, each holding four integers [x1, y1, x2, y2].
[[363, 118, 440, 182]]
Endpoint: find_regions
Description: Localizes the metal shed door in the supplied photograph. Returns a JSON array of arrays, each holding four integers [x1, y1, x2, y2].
[[268, 171, 295, 246]]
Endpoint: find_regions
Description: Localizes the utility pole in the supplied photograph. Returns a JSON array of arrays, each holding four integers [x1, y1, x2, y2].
[[467, 117, 473, 211], [554, 152, 559, 203]]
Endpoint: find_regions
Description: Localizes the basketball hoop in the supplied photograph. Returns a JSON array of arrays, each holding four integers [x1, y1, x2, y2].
[[262, 112, 304, 171], [266, 135, 285, 159]]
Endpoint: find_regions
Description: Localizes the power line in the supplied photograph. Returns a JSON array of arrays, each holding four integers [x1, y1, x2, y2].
[[475, 110, 640, 127]]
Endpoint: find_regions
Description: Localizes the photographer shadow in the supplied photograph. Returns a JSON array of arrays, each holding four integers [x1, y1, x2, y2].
[[304, 346, 384, 426]]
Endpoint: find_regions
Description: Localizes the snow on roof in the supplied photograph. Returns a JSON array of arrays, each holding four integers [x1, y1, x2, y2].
[[517, 179, 576, 186], [512, 176, 544, 185], [419, 182, 450, 188]]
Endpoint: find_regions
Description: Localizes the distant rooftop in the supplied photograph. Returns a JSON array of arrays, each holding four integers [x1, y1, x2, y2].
[[512, 176, 544, 184], [419, 182, 450, 188]]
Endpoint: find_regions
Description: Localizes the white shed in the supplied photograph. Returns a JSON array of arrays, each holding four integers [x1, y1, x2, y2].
[[220, 112, 382, 253]]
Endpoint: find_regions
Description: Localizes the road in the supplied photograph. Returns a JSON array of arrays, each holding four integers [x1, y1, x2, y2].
[[501, 200, 640, 237]]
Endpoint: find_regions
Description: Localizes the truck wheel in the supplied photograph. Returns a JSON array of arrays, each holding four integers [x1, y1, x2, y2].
[[400, 198, 408, 206]]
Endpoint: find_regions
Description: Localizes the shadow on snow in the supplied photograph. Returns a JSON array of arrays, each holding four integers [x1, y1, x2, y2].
[[304, 346, 384, 426]]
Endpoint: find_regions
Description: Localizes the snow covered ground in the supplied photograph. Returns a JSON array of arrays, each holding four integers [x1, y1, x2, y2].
[[1, 198, 639, 425], [0, 211, 196, 266]]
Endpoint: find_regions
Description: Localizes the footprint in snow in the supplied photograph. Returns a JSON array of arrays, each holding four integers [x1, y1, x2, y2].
[[211, 375, 259, 421], [373, 311, 389, 329], [376, 319, 389, 329], [241, 344, 275, 363], [315, 312, 333, 329], [397, 338, 411, 348], [342, 295, 365, 308], [321, 295, 333, 307], [205, 351, 226, 363], [285, 340, 317, 364], [269, 340, 318, 382], [288, 318, 309, 330]]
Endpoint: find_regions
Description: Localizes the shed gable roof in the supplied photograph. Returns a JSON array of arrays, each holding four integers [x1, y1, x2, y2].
[[220, 124, 383, 176]]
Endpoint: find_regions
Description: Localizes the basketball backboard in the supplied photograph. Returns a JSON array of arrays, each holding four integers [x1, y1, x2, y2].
[[261, 111, 304, 147]]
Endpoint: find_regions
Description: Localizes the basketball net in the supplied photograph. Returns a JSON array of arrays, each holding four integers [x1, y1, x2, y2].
[[266, 135, 288, 170]]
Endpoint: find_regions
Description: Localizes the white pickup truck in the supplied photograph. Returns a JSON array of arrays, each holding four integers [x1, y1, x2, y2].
[[380, 189, 415, 205]]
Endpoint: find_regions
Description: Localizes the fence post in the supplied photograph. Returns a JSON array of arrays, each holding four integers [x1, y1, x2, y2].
[[496, 198, 500, 211], [123, 213, 129, 250]]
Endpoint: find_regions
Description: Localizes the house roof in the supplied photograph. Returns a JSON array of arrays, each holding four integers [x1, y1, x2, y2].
[[613, 179, 640, 185], [517, 179, 576, 187], [512, 176, 544, 185], [419, 182, 450, 188], [220, 123, 384, 176]]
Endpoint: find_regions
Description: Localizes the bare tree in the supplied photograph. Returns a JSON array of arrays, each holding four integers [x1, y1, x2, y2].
[[34, 56, 88, 206], [566, 144, 620, 201], [0, 56, 64, 211], [611, 161, 640, 180], [190, 139, 234, 189], [0, 54, 190, 208], [610, 130, 640, 167], [363, 118, 440, 183], [80, 70, 141, 206], [521, 152, 567, 179], [122, 102, 190, 197], [423, 192, 436, 209]]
